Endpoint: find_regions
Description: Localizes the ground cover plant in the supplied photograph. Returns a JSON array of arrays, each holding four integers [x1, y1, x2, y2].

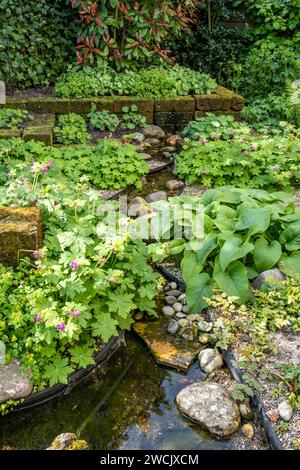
[[0, 161, 161, 403], [87, 105, 146, 132], [53, 113, 91, 144], [0, 138, 149, 190], [181, 113, 251, 141], [54, 65, 217, 99], [148, 187, 300, 312], [0, 109, 32, 129]]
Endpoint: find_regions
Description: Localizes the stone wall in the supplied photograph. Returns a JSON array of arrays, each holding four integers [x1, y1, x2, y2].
[[0, 86, 244, 143]]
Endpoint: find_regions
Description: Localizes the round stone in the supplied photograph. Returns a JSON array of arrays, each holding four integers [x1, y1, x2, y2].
[[176, 382, 241, 438], [198, 321, 213, 333], [175, 312, 186, 319], [239, 400, 253, 420], [173, 302, 183, 312], [167, 319, 179, 335], [198, 348, 223, 374], [199, 333, 210, 345], [278, 400, 293, 421], [167, 289, 182, 297], [165, 296, 177, 305], [242, 423, 255, 439], [182, 305, 189, 314], [168, 281, 177, 290], [178, 293, 186, 302], [162, 306, 175, 317]]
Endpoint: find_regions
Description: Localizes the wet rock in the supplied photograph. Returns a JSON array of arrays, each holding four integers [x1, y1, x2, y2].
[[252, 269, 286, 290], [166, 289, 182, 297], [142, 125, 165, 139], [134, 312, 144, 321], [266, 408, 280, 423], [166, 179, 182, 192], [133, 318, 202, 372], [182, 305, 189, 314], [128, 198, 152, 218], [165, 296, 178, 305], [0, 359, 33, 404], [145, 191, 168, 203], [198, 321, 213, 333], [47, 433, 88, 450], [167, 319, 179, 335], [173, 302, 183, 312], [136, 142, 151, 152], [239, 399, 253, 420], [178, 293, 186, 302], [132, 132, 145, 144], [162, 152, 172, 159], [139, 152, 152, 161], [176, 382, 241, 438], [198, 348, 223, 374], [242, 423, 255, 439], [179, 321, 198, 342], [161, 146, 177, 154], [188, 314, 203, 322], [162, 306, 175, 317], [143, 138, 161, 148], [199, 333, 210, 345], [278, 400, 293, 421]]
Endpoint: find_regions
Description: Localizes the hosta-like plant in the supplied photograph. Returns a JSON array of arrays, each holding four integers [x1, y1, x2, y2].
[[149, 187, 300, 313]]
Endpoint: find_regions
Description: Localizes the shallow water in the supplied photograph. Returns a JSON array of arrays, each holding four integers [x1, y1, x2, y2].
[[0, 334, 235, 450]]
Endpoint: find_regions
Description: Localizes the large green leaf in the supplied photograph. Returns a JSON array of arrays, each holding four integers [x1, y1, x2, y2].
[[279, 251, 300, 282], [186, 273, 215, 313], [253, 238, 282, 272], [213, 259, 250, 304], [235, 205, 271, 237], [181, 250, 202, 283], [219, 237, 254, 272], [280, 222, 300, 251], [213, 205, 236, 232]]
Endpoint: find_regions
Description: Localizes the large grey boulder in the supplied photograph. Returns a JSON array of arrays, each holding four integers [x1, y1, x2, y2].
[[142, 125, 165, 139], [145, 191, 168, 203], [252, 269, 286, 290], [0, 359, 33, 404], [176, 382, 241, 438], [128, 197, 152, 218]]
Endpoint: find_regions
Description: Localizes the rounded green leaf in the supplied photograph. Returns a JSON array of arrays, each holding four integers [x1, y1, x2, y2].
[[219, 237, 254, 272], [213, 259, 250, 304], [253, 238, 282, 272], [186, 273, 215, 313]]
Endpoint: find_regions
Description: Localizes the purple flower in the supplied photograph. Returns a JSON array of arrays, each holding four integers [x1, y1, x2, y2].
[[34, 314, 42, 323], [47, 161, 54, 169], [54, 201, 60, 206], [33, 250, 39, 260], [229, 132, 235, 139], [69, 310, 81, 317], [70, 261, 79, 271], [198, 137, 203, 142], [30, 158, 35, 164], [18, 180, 25, 186], [41, 166, 48, 173], [56, 322, 65, 331], [250, 145, 257, 151], [242, 149, 247, 155], [32, 199, 38, 206], [7, 173, 12, 178]]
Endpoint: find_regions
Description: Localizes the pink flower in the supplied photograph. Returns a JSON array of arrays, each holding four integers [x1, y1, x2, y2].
[[242, 149, 247, 155], [56, 322, 65, 331], [69, 310, 81, 317], [70, 261, 79, 271], [34, 314, 42, 323], [250, 145, 257, 151], [41, 166, 48, 173]]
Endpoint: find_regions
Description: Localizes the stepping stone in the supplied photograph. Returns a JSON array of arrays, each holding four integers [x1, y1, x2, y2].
[[0, 359, 33, 404], [148, 160, 171, 173], [133, 317, 202, 372], [23, 125, 53, 145], [0, 206, 43, 267], [0, 129, 22, 139]]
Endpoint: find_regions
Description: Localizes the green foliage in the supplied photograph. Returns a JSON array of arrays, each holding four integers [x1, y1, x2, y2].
[[53, 114, 91, 144], [120, 106, 146, 130], [181, 113, 251, 141], [0, 168, 160, 391], [88, 105, 120, 132], [0, 138, 149, 190], [0, 109, 32, 129], [54, 65, 217, 99], [276, 364, 300, 407], [175, 135, 300, 189], [149, 187, 300, 310], [0, 0, 75, 88]]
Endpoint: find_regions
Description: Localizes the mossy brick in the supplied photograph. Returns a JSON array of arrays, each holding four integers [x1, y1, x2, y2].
[[30, 114, 56, 126], [23, 125, 53, 146], [195, 94, 223, 111], [113, 97, 154, 115], [27, 98, 70, 114], [205, 110, 242, 120], [213, 86, 235, 98], [154, 112, 194, 132], [231, 94, 245, 111], [0, 206, 43, 268], [0, 129, 22, 139], [154, 97, 195, 113], [92, 98, 114, 112], [0, 98, 28, 110], [69, 98, 114, 114]]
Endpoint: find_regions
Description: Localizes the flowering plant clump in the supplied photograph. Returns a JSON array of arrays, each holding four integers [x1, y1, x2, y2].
[[0, 162, 161, 394]]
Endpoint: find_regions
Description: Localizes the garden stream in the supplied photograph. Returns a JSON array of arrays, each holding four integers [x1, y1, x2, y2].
[[0, 334, 238, 450]]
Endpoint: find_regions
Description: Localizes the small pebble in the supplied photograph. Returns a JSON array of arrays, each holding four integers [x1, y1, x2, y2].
[[167, 319, 179, 335], [165, 296, 178, 305], [199, 333, 210, 344], [178, 293, 186, 302], [266, 408, 280, 423], [182, 305, 189, 313], [134, 312, 144, 321], [278, 400, 293, 421], [164, 286, 170, 292], [167, 289, 182, 297], [242, 423, 255, 440], [177, 318, 188, 328], [162, 306, 175, 317], [175, 312, 186, 319], [198, 321, 213, 333], [239, 400, 253, 420], [168, 282, 177, 290], [173, 302, 183, 312]]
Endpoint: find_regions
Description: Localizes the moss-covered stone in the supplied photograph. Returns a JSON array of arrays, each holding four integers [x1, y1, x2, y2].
[[27, 98, 70, 114], [23, 125, 53, 145], [195, 94, 223, 111], [30, 114, 56, 126], [154, 97, 195, 113], [194, 111, 204, 119], [0, 129, 22, 139], [0, 98, 28, 110], [231, 94, 245, 111], [154, 112, 193, 132], [113, 97, 154, 115], [213, 86, 235, 98], [0, 206, 43, 267]]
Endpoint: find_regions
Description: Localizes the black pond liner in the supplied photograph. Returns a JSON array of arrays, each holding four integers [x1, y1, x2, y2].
[[11, 333, 125, 413], [157, 263, 283, 451]]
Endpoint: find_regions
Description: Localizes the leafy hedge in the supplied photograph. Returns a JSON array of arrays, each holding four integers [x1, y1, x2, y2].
[[0, 0, 75, 88]]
